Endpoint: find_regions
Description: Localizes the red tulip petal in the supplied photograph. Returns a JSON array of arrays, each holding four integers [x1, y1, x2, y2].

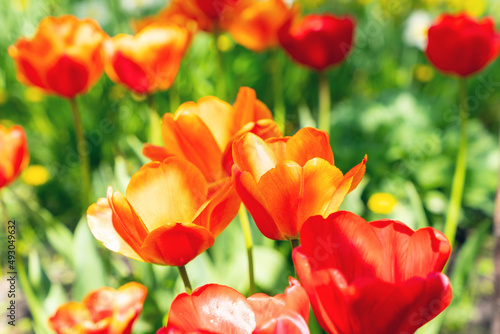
[[112, 51, 150, 93], [141, 223, 214, 266], [126, 158, 208, 231], [233, 132, 278, 182], [286, 128, 334, 166], [46, 55, 89, 98], [233, 165, 284, 240], [247, 293, 286, 329], [253, 309, 310, 334], [284, 277, 310, 324], [83, 287, 116, 323], [49, 302, 92, 333], [110, 282, 148, 334], [167, 284, 256, 333], [87, 197, 145, 262]]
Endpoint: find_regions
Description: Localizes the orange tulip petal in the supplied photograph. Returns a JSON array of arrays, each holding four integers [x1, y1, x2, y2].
[[233, 132, 278, 182], [232, 87, 273, 130], [233, 165, 284, 240], [342, 155, 367, 193], [192, 178, 240, 237], [83, 287, 116, 323], [286, 128, 334, 166], [112, 51, 150, 93], [48, 302, 92, 333], [0, 125, 29, 188], [142, 144, 169, 162], [110, 282, 148, 334], [257, 161, 302, 239], [125, 159, 208, 231], [87, 197, 145, 262], [141, 223, 214, 266]]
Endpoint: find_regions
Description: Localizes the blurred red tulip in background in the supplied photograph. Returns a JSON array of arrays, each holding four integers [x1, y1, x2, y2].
[[0, 125, 29, 189]]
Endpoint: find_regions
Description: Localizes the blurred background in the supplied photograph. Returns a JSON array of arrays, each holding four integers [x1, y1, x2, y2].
[[0, 0, 499, 333]]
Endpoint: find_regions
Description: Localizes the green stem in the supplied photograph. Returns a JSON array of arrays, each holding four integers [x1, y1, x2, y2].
[[318, 71, 331, 134], [444, 78, 468, 248], [271, 50, 286, 134], [169, 83, 180, 113], [239, 204, 256, 294], [69, 98, 91, 207], [147, 94, 162, 145], [177, 265, 192, 294], [214, 31, 227, 100], [290, 238, 300, 250]]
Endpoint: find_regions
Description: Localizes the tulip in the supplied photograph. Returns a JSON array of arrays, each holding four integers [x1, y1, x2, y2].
[[143, 87, 281, 184], [87, 157, 240, 268], [426, 13, 500, 77], [278, 14, 355, 71], [232, 127, 366, 241], [8, 15, 107, 98], [0, 125, 29, 189], [159, 277, 310, 334], [103, 23, 190, 94], [49, 282, 147, 334], [228, 0, 297, 52], [293, 211, 452, 334]]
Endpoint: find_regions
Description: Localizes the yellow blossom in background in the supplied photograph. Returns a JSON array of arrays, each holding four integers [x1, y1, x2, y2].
[[0, 89, 8, 105], [414, 64, 434, 82], [21, 165, 50, 186], [131, 92, 147, 102], [24, 87, 45, 103], [11, 0, 31, 12], [217, 34, 234, 53], [367, 192, 398, 214], [447, 0, 486, 17], [109, 85, 127, 101]]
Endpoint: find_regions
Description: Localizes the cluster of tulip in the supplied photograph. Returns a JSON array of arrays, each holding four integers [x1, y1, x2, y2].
[[2, 0, 500, 333]]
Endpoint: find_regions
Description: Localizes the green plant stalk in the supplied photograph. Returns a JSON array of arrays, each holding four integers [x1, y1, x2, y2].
[[147, 94, 162, 145], [177, 265, 192, 294], [239, 204, 256, 294], [443, 78, 468, 248], [170, 83, 180, 113], [493, 119, 500, 334], [271, 50, 286, 134], [214, 31, 227, 100], [318, 71, 331, 134], [290, 238, 300, 250], [70, 98, 91, 207]]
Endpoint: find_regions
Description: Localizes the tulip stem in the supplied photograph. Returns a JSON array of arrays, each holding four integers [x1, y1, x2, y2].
[[147, 94, 162, 145], [169, 83, 180, 113], [271, 50, 286, 134], [177, 265, 192, 294], [290, 239, 300, 250], [69, 98, 91, 206], [239, 204, 256, 295], [214, 31, 227, 100], [444, 78, 468, 249], [318, 71, 331, 134]]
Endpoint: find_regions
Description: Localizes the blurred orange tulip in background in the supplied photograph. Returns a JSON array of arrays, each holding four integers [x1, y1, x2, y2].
[[87, 157, 240, 267], [0, 125, 29, 189], [143, 87, 282, 184], [9, 15, 107, 98], [232, 127, 366, 240], [49, 282, 147, 334], [103, 23, 190, 94]]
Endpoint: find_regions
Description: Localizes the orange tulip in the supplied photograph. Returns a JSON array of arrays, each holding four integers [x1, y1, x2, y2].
[[232, 127, 366, 241], [49, 282, 147, 334], [103, 23, 190, 94], [143, 87, 282, 184], [228, 0, 297, 52], [87, 157, 240, 267], [0, 125, 29, 189], [8, 15, 107, 98]]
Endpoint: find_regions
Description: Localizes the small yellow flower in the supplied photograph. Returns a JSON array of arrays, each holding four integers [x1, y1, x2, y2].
[[217, 34, 234, 53], [12, 0, 30, 12], [21, 165, 50, 186], [24, 87, 45, 103], [367, 192, 398, 215], [414, 64, 434, 82], [131, 91, 147, 102]]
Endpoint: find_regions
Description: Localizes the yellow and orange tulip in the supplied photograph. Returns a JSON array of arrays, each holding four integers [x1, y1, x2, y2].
[[0, 125, 29, 189], [49, 282, 147, 334], [9, 15, 107, 98], [143, 87, 282, 184], [87, 157, 240, 267], [103, 23, 190, 94], [228, 0, 297, 52], [232, 127, 367, 240]]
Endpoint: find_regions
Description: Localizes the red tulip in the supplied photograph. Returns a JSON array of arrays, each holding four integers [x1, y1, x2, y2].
[[232, 127, 366, 241], [143, 87, 281, 184], [49, 282, 147, 334], [159, 277, 310, 333], [8, 15, 107, 98], [0, 125, 29, 189], [293, 211, 453, 334], [426, 13, 500, 77], [87, 157, 240, 267], [278, 14, 355, 71]]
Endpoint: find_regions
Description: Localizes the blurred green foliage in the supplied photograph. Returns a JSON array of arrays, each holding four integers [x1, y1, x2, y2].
[[1, 0, 499, 333]]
